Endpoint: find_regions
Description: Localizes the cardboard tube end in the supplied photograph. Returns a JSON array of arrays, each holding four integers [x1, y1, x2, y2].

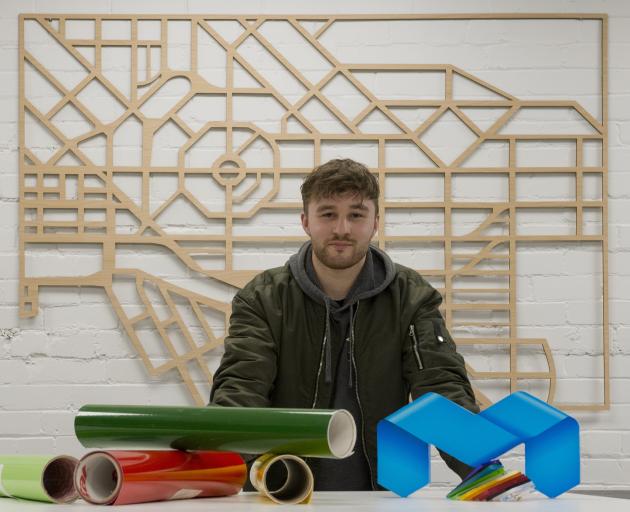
[[253, 455, 314, 505], [328, 409, 356, 458], [75, 452, 121, 505], [43, 456, 79, 504]]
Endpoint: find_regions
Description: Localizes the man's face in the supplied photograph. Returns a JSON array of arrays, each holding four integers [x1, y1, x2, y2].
[[301, 192, 378, 270]]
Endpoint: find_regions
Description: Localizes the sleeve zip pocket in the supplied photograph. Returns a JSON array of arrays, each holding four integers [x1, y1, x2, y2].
[[409, 324, 424, 370]]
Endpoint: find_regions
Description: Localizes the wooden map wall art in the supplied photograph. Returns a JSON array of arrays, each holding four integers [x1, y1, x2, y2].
[[18, 13, 609, 410]]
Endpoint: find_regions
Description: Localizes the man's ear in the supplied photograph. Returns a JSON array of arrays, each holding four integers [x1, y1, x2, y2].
[[372, 214, 379, 236], [301, 211, 310, 236]]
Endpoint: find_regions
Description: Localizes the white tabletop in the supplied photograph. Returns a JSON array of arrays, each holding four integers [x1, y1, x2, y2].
[[0, 489, 626, 511]]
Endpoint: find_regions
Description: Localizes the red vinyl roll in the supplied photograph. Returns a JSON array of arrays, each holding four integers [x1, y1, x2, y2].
[[75, 450, 246, 505]]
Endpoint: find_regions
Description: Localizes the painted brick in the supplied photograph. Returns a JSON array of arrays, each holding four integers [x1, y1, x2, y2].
[[576, 405, 630, 432], [610, 69, 630, 95], [0, 411, 43, 436], [610, 377, 630, 404], [611, 327, 630, 353], [40, 410, 75, 436], [0, 19, 18, 47], [0, 253, 18, 279], [0, 383, 191, 410], [26, 357, 108, 384], [104, 358, 159, 383], [0, 149, 18, 169], [609, 147, 630, 170], [610, 276, 630, 300], [610, 95, 630, 123], [7, 330, 48, 357], [1, 305, 44, 329], [0, 437, 54, 455], [0, 50, 17, 73], [48, 329, 99, 358], [110, 0, 189, 14], [0, 359, 29, 384], [562, 355, 605, 379], [582, 459, 630, 485], [0, 172, 18, 200], [91, 330, 138, 358], [0, 279, 18, 303], [2, 1, 37, 17], [582, 431, 623, 456], [43, 304, 119, 331], [38, 287, 81, 308], [32, 0, 113, 13], [609, 17, 630, 41], [566, 301, 605, 325], [609, 300, 630, 326], [532, 275, 600, 302], [51, 434, 84, 456], [609, 173, 630, 200], [516, 301, 567, 326], [0, 201, 18, 229]]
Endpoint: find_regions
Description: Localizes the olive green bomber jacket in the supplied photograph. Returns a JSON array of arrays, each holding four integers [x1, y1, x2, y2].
[[210, 261, 480, 487]]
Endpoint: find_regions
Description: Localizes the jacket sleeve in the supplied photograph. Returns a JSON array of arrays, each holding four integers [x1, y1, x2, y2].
[[209, 291, 278, 407], [402, 286, 480, 479]]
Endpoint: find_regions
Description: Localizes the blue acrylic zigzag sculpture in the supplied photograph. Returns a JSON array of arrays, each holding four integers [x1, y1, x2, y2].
[[377, 391, 580, 498]]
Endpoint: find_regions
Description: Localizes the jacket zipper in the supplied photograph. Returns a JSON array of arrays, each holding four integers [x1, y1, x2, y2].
[[409, 324, 424, 370], [310, 334, 327, 408], [349, 302, 376, 490]]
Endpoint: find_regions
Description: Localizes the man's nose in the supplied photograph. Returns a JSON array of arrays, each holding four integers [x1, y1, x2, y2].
[[333, 216, 351, 234]]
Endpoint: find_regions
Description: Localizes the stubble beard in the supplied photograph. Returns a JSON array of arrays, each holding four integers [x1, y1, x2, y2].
[[312, 237, 370, 270]]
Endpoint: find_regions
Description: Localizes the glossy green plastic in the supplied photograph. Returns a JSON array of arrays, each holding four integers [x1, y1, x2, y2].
[[75, 405, 355, 458], [0, 455, 78, 503]]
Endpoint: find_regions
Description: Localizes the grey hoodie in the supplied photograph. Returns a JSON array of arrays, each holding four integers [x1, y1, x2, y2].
[[288, 241, 396, 490], [288, 241, 396, 387]]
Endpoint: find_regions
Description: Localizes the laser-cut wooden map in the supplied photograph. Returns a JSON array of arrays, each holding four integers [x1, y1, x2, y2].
[[18, 14, 609, 410]]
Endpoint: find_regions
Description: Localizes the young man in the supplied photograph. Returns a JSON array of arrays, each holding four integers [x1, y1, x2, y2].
[[210, 158, 479, 490]]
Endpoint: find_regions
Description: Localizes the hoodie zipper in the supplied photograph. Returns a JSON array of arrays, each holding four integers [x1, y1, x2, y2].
[[349, 302, 376, 490], [409, 324, 424, 370]]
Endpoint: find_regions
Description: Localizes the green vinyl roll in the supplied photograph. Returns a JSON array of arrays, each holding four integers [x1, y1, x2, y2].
[[0, 455, 78, 503], [75, 405, 356, 458]]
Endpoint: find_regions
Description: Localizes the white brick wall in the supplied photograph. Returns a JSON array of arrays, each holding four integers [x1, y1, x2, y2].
[[1, 0, 629, 491]]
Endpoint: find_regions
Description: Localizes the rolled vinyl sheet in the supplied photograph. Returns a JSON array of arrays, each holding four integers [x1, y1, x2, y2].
[[75, 405, 356, 458], [75, 450, 246, 505], [0, 455, 78, 503], [250, 454, 314, 505]]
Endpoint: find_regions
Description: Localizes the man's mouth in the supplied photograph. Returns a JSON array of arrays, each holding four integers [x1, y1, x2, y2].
[[328, 241, 353, 249]]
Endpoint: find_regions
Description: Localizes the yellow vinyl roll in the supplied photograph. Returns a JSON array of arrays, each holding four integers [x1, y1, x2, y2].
[[250, 454, 314, 505]]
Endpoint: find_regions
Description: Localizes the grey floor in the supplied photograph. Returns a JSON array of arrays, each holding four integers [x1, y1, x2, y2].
[[570, 490, 630, 500]]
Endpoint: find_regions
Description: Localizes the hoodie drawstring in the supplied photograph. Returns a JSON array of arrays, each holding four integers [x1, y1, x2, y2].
[[323, 299, 355, 388], [323, 299, 356, 388]]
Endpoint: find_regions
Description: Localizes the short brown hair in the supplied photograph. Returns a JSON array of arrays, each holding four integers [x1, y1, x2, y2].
[[301, 159, 379, 214]]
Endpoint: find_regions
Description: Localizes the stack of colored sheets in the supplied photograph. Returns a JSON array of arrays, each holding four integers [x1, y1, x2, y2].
[[447, 460, 531, 501]]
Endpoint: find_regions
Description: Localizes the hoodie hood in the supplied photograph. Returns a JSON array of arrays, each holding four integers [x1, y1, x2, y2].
[[288, 241, 396, 308], [288, 241, 396, 386]]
